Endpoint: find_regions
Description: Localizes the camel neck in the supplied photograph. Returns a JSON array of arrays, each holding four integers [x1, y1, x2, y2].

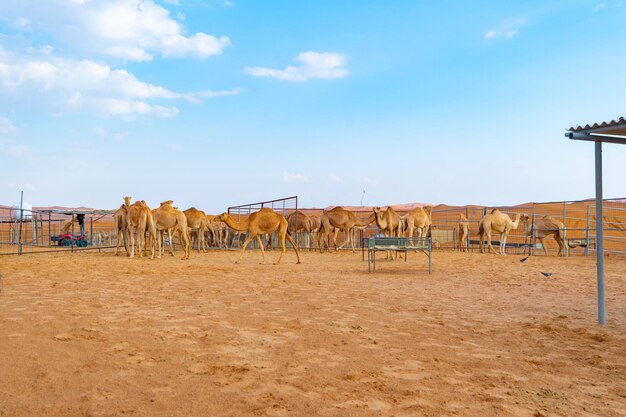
[[223, 216, 249, 231]]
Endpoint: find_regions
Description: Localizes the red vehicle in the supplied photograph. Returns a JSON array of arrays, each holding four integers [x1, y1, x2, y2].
[[51, 233, 89, 247]]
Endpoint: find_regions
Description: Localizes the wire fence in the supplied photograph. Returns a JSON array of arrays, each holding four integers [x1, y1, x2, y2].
[[0, 206, 116, 255], [2, 197, 625, 256]]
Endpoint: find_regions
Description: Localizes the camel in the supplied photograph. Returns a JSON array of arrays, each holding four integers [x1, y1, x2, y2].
[[113, 197, 130, 255], [318, 207, 359, 253], [184, 207, 209, 253], [308, 214, 322, 250], [318, 208, 375, 253], [373, 207, 401, 237], [373, 206, 402, 259], [125, 198, 156, 259], [60, 217, 77, 233], [528, 215, 568, 256], [402, 206, 433, 241], [456, 213, 469, 252], [287, 211, 313, 249], [207, 216, 229, 248], [214, 208, 301, 265], [152, 201, 191, 260], [478, 209, 529, 255]]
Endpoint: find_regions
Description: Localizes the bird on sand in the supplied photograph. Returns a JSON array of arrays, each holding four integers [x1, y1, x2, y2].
[[520, 256, 529, 263], [540, 272, 553, 278]]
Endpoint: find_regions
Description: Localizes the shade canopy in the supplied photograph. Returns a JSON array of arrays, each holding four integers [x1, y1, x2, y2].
[[565, 116, 625, 325], [566, 117, 626, 144]]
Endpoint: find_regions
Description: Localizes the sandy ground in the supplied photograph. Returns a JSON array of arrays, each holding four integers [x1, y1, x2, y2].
[[0, 249, 625, 417]]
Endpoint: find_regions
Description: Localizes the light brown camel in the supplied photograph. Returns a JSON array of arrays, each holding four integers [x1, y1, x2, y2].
[[207, 215, 229, 248], [287, 211, 313, 249], [308, 214, 322, 250], [318, 207, 359, 253], [373, 207, 401, 237], [152, 200, 191, 260], [214, 208, 301, 265], [61, 217, 77, 233], [528, 215, 568, 256], [456, 213, 469, 252], [373, 206, 402, 259], [184, 207, 209, 253], [402, 206, 433, 240], [478, 209, 529, 255], [125, 199, 156, 259], [113, 197, 130, 255]]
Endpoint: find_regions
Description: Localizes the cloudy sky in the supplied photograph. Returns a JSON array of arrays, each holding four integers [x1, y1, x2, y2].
[[1, 1, 625, 212]]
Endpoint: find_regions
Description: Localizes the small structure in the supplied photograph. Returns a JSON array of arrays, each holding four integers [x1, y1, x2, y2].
[[367, 236, 432, 274], [565, 117, 626, 324]]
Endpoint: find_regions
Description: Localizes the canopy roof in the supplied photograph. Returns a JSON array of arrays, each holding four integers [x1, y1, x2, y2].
[[566, 116, 626, 144]]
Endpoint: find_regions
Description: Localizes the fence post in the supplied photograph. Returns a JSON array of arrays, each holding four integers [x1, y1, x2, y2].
[[530, 205, 535, 256], [585, 205, 590, 257], [18, 191, 24, 255]]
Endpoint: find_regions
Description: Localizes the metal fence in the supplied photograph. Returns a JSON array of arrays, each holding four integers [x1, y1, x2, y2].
[[227, 196, 298, 249], [0, 207, 117, 255], [3, 197, 625, 256], [426, 198, 626, 256]]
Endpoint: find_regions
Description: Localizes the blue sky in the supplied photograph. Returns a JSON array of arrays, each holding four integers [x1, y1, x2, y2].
[[1, 0, 625, 212]]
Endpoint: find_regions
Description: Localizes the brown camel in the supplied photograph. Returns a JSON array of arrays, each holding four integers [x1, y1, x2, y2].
[[318, 207, 359, 253], [152, 201, 191, 260], [308, 214, 322, 250], [184, 207, 209, 253], [214, 208, 301, 265], [478, 209, 529, 255], [287, 211, 313, 249], [402, 206, 433, 240], [373, 207, 401, 237], [125, 199, 156, 259], [207, 215, 229, 248], [373, 206, 402, 259], [456, 213, 469, 252], [528, 215, 568, 256], [113, 197, 130, 255]]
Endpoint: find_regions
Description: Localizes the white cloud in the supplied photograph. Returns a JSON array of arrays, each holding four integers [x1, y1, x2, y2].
[[282, 172, 309, 183], [328, 174, 342, 183], [0, 47, 238, 117], [245, 52, 349, 82], [0, 117, 18, 135], [484, 17, 526, 40], [593, 4, 607, 12], [0, 1, 231, 61]]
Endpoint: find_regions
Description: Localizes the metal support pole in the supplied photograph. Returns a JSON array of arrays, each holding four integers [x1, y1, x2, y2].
[[595, 141, 606, 325], [18, 191, 24, 255], [585, 205, 590, 257]]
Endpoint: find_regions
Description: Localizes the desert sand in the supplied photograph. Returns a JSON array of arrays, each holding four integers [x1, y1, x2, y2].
[[1, 250, 625, 416]]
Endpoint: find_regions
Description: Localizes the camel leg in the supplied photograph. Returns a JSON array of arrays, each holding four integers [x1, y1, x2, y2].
[[256, 235, 266, 264], [500, 232, 508, 255], [128, 228, 135, 258], [180, 229, 190, 260], [236, 233, 257, 264], [285, 233, 301, 264], [156, 230, 160, 258], [486, 231, 497, 254], [539, 237, 548, 256], [274, 230, 287, 265], [115, 229, 122, 256]]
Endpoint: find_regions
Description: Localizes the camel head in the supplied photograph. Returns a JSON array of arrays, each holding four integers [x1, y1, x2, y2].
[[372, 206, 383, 215], [123, 196, 131, 206], [214, 212, 230, 222], [520, 213, 530, 223], [160, 200, 174, 207]]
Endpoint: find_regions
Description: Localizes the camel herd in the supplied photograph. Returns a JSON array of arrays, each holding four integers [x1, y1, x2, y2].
[[110, 197, 570, 264]]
